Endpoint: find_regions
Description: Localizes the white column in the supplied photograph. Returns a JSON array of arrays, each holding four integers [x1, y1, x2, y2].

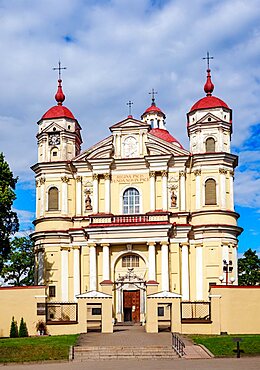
[[89, 244, 97, 291], [104, 174, 111, 213], [219, 168, 226, 208], [181, 243, 190, 300], [102, 244, 110, 281], [61, 176, 69, 214], [40, 177, 45, 216], [61, 248, 69, 301], [162, 171, 168, 210], [161, 242, 169, 291], [76, 176, 82, 215], [233, 244, 238, 285], [149, 172, 156, 211], [73, 247, 80, 300], [38, 249, 44, 285], [194, 170, 201, 210], [229, 171, 234, 211], [179, 171, 186, 211], [222, 243, 229, 264], [196, 245, 203, 300], [92, 174, 99, 214], [148, 242, 156, 281]]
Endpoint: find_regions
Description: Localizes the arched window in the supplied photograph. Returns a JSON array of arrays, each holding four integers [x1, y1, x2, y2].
[[205, 137, 216, 152], [122, 255, 139, 268], [48, 187, 59, 211], [123, 188, 140, 214], [205, 179, 216, 205]]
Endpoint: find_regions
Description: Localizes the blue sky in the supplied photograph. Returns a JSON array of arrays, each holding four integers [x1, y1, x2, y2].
[[0, 0, 259, 255]]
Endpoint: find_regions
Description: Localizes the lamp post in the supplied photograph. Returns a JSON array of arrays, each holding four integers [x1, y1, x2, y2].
[[223, 259, 233, 285]]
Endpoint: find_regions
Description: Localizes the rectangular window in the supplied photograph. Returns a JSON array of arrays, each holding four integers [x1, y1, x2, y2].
[[49, 286, 56, 297], [37, 303, 46, 316], [158, 307, 164, 317], [92, 308, 102, 315], [122, 255, 139, 267]]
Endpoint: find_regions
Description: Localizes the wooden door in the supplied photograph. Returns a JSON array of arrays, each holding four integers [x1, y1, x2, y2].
[[123, 290, 140, 322]]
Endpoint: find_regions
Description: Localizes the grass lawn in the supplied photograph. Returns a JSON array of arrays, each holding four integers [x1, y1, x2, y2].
[[190, 334, 260, 357], [0, 334, 79, 363]]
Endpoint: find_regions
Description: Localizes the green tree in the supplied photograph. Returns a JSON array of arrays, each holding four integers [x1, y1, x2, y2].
[[18, 317, 28, 337], [0, 152, 19, 271], [10, 316, 18, 338], [238, 248, 260, 285], [1, 236, 35, 286]]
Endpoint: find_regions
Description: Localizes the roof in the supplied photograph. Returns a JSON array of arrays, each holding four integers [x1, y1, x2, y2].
[[190, 95, 230, 113], [142, 103, 166, 118], [150, 128, 183, 147], [41, 105, 75, 120]]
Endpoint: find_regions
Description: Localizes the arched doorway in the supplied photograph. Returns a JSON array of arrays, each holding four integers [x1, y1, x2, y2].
[[114, 253, 147, 324]]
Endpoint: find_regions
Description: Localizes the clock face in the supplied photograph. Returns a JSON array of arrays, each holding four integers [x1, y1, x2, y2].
[[49, 134, 60, 146], [123, 136, 138, 158]]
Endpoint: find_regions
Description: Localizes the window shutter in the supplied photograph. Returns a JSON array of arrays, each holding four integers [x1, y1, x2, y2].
[[48, 187, 58, 210], [206, 138, 215, 152]]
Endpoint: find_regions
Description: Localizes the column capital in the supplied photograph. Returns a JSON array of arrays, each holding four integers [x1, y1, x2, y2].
[[101, 243, 110, 248], [230, 170, 234, 177], [36, 246, 45, 253], [179, 170, 186, 177], [61, 176, 69, 183], [104, 173, 110, 181], [180, 242, 189, 248], [88, 243, 97, 248], [193, 169, 201, 176], [76, 176, 82, 182], [161, 170, 168, 177], [92, 173, 99, 180], [60, 246, 70, 251], [160, 241, 169, 246], [147, 241, 156, 247], [149, 171, 156, 178], [219, 168, 227, 175], [72, 246, 81, 250], [194, 243, 203, 248], [39, 176, 46, 185]]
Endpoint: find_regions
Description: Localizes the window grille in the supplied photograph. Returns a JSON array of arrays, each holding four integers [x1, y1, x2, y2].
[[46, 303, 78, 324], [123, 188, 140, 214], [181, 302, 211, 323], [205, 179, 216, 205], [48, 187, 58, 211], [122, 255, 139, 268], [49, 285, 56, 297]]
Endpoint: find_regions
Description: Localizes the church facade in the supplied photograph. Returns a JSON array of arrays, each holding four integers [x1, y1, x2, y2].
[[31, 67, 242, 326]]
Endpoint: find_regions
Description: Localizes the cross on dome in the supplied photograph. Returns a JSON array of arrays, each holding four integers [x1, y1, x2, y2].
[[202, 51, 214, 96], [127, 100, 133, 118], [149, 88, 158, 106], [53, 61, 67, 105]]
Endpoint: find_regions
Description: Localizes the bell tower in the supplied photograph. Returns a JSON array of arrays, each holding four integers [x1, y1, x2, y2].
[[36, 63, 82, 163]]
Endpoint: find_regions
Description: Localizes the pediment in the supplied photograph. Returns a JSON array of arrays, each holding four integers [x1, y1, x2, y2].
[[74, 135, 114, 160], [110, 117, 149, 131], [146, 134, 189, 156], [147, 290, 182, 298], [40, 121, 64, 133], [197, 112, 221, 124]]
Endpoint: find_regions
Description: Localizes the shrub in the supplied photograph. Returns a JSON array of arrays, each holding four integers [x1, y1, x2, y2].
[[18, 317, 28, 337], [10, 316, 18, 338]]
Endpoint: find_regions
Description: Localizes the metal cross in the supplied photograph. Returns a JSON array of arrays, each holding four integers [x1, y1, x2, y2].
[[149, 88, 158, 104], [53, 60, 67, 80], [127, 100, 133, 116], [203, 51, 214, 70]]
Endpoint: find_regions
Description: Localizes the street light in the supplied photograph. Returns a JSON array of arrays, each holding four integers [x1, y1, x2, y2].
[[223, 259, 233, 285]]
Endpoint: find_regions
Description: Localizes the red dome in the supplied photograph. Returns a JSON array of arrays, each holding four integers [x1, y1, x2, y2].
[[42, 105, 75, 120], [142, 104, 166, 118], [150, 128, 183, 147], [190, 95, 229, 113]]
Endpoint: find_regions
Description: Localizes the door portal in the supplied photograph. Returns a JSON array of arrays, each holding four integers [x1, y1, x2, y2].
[[123, 290, 140, 322]]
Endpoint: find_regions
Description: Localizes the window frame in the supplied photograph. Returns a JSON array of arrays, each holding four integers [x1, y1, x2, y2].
[[205, 178, 217, 205], [122, 187, 141, 214]]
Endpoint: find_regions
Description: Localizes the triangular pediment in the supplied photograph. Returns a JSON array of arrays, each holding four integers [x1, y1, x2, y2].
[[74, 135, 114, 160], [197, 112, 222, 124], [110, 117, 149, 131], [146, 133, 189, 156], [147, 290, 182, 298], [40, 121, 64, 133], [76, 290, 112, 299]]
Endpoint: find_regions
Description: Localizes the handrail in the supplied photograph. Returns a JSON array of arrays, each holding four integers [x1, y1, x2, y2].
[[172, 332, 185, 357]]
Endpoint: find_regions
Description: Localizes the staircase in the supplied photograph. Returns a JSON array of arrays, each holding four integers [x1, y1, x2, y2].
[[73, 345, 179, 361]]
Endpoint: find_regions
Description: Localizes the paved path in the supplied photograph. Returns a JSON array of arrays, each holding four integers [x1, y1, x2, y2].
[[1, 357, 260, 370]]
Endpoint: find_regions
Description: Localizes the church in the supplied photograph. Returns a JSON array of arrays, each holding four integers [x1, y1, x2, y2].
[[31, 62, 242, 330]]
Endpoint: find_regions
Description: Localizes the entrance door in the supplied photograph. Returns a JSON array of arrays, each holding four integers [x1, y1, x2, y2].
[[123, 290, 140, 322]]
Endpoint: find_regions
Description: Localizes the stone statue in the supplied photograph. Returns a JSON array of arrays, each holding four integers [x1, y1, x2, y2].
[[171, 191, 177, 207], [85, 194, 92, 211]]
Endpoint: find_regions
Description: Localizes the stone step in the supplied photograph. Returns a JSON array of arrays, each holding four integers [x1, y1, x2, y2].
[[73, 345, 178, 361]]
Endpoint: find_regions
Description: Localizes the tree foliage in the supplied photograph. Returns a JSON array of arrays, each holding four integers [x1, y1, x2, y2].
[[10, 316, 18, 338], [238, 248, 260, 286], [0, 152, 19, 270], [1, 236, 35, 286], [18, 317, 29, 337]]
